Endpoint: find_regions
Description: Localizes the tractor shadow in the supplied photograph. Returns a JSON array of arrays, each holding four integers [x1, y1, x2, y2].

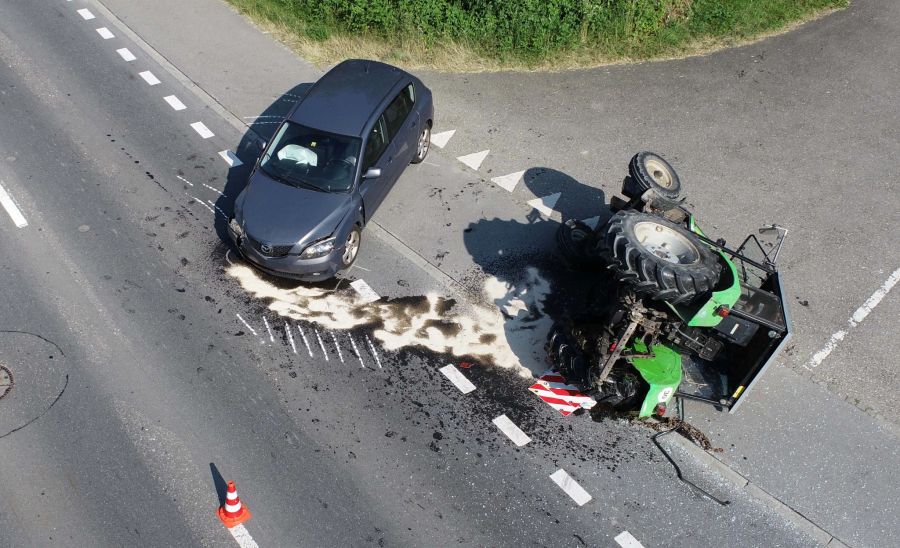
[[462, 167, 617, 377], [212, 83, 314, 244]]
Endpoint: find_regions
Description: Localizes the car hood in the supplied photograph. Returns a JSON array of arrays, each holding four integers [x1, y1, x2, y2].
[[238, 170, 353, 246]]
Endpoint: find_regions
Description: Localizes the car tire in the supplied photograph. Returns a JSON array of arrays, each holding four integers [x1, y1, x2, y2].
[[340, 225, 362, 269], [411, 123, 431, 164], [598, 210, 721, 305]]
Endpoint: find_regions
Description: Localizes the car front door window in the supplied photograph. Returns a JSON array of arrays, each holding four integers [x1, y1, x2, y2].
[[363, 115, 389, 171]]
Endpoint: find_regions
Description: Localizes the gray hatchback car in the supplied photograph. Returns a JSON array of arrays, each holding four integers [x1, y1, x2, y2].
[[228, 59, 433, 280]]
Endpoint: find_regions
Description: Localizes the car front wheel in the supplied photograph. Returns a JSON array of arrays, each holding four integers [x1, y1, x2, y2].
[[340, 225, 362, 268]]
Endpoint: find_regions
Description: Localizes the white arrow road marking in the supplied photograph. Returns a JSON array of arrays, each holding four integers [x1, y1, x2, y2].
[[138, 71, 160, 86], [430, 129, 455, 148], [581, 216, 601, 229], [492, 415, 531, 446], [164, 95, 187, 111], [116, 48, 136, 62], [457, 149, 490, 171], [228, 524, 259, 548], [190, 122, 214, 139], [490, 170, 525, 192], [77, 8, 95, 20], [614, 531, 645, 548], [0, 182, 28, 228], [96, 27, 114, 39], [527, 192, 561, 217], [219, 150, 243, 167], [806, 267, 900, 369], [439, 364, 476, 394], [549, 469, 592, 506]]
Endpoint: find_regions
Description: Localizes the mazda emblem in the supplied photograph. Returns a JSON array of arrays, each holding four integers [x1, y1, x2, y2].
[[261, 243, 272, 254]]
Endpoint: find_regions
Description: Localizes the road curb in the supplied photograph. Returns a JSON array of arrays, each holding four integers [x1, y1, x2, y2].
[[668, 434, 848, 547]]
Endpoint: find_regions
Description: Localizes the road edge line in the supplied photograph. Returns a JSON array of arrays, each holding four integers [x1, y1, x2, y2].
[[668, 434, 844, 546]]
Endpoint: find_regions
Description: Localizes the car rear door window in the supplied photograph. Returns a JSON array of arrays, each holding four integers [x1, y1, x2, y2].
[[383, 84, 415, 141], [363, 115, 389, 170]]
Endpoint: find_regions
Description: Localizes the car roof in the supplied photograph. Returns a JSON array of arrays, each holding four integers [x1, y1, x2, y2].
[[288, 59, 409, 137]]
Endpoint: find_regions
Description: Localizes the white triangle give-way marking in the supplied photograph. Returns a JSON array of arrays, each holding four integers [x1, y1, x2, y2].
[[491, 170, 525, 192], [457, 150, 490, 171], [581, 216, 601, 229], [430, 130, 455, 149], [527, 192, 561, 217]]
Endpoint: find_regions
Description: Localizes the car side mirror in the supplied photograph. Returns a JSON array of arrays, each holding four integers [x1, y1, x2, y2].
[[362, 167, 381, 180]]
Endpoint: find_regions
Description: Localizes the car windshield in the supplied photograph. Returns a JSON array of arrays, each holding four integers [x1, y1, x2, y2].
[[259, 121, 361, 192]]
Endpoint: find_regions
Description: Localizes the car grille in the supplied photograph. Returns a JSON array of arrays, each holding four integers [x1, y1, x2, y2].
[[246, 236, 293, 258]]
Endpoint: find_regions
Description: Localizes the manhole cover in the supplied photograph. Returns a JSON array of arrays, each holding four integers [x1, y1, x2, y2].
[[0, 365, 12, 399]]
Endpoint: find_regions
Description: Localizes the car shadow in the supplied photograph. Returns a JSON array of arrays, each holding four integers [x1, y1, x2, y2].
[[212, 83, 314, 244], [462, 167, 616, 377]]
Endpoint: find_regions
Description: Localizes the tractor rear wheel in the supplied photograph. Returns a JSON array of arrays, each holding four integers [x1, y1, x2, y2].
[[599, 210, 721, 305]]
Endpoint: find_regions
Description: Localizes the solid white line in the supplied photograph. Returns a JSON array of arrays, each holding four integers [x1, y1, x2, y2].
[[262, 316, 274, 342], [219, 150, 244, 167], [439, 365, 476, 394], [228, 524, 259, 548], [805, 267, 900, 369], [116, 48, 136, 62], [138, 70, 160, 86], [0, 183, 28, 228], [366, 335, 383, 368], [549, 469, 592, 506], [190, 121, 214, 139], [614, 531, 645, 548], [315, 329, 328, 361], [331, 332, 344, 363], [348, 335, 365, 368], [96, 27, 114, 39], [235, 313, 259, 338], [176, 175, 194, 186], [492, 415, 531, 446], [164, 95, 187, 111], [77, 8, 95, 20], [285, 323, 297, 354], [296, 325, 314, 357]]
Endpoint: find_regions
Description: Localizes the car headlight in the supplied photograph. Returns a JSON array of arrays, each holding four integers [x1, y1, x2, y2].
[[229, 217, 243, 237], [300, 238, 335, 259]]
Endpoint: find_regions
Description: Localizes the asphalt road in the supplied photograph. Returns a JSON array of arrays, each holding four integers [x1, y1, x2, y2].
[[0, 0, 896, 546]]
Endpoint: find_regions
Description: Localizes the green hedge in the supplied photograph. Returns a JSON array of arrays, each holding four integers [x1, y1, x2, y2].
[[240, 0, 846, 62]]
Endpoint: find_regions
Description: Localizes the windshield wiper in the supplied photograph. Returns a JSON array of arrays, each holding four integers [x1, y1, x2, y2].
[[261, 165, 320, 191]]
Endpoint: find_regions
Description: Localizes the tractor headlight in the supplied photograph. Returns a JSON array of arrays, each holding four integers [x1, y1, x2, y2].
[[229, 217, 243, 237], [300, 238, 335, 259]]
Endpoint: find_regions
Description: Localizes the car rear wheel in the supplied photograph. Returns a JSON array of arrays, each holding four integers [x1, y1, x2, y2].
[[341, 226, 362, 268], [411, 124, 431, 164]]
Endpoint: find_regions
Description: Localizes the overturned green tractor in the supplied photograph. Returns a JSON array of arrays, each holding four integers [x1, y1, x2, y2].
[[548, 152, 791, 418]]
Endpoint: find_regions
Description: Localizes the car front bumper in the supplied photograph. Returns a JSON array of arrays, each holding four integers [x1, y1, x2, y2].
[[229, 224, 341, 281]]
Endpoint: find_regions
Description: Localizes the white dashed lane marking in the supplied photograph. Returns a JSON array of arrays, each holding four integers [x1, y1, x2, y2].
[[219, 150, 243, 167], [492, 414, 531, 446], [116, 48, 136, 62], [457, 149, 490, 171], [430, 129, 455, 149], [527, 192, 561, 218], [76, 8, 95, 20], [0, 182, 28, 228], [262, 316, 274, 342], [235, 313, 259, 338], [614, 531, 645, 548], [315, 329, 329, 361], [138, 70, 161, 86], [296, 325, 314, 357], [366, 335, 383, 369], [96, 27, 114, 39], [549, 469, 592, 506], [491, 170, 525, 192], [190, 122, 215, 139], [164, 95, 187, 111], [348, 335, 365, 368], [439, 364, 476, 394], [331, 332, 344, 363], [285, 323, 297, 354], [805, 267, 900, 370], [227, 524, 259, 548]]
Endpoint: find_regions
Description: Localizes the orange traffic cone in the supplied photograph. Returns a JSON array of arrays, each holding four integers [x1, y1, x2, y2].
[[217, 480, 252, 528]]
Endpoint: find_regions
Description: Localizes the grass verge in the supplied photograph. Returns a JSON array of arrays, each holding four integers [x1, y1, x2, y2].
[[223, 0, 848, 72]]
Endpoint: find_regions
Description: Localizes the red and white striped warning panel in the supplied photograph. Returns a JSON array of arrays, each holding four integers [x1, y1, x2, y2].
[[529, 371, 596, 416]]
